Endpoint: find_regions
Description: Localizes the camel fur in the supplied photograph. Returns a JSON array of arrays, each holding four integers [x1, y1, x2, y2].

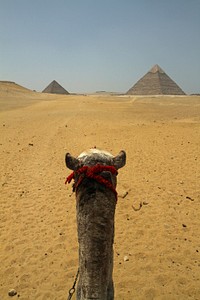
[[65, 148, 126, 300]]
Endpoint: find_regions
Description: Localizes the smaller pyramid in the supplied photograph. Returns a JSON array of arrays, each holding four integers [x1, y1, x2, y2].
[[42, 80, 69, 95], [126, 65, 185, 95]]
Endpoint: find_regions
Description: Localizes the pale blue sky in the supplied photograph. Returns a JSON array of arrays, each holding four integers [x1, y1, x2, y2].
[[0, 0, 200, 93]]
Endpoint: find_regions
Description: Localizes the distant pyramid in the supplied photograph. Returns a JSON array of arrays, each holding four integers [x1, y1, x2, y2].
[[42, 80, 69, 94], [126, 64, 185, 95]]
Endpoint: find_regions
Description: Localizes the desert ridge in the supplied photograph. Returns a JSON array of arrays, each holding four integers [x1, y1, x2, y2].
[[0, 86, 200, 299]]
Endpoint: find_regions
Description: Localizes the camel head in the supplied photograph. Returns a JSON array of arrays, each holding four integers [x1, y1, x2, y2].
[[65, 148, 126, 193], [65, 148, 126, 170]]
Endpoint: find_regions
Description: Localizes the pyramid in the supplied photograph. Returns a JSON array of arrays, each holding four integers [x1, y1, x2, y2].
[[126, 65, 185, 95], [42, 80, 69, 95]]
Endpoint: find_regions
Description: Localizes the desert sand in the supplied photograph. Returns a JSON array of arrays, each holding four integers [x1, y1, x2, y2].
[[0, 82, 200, 300]]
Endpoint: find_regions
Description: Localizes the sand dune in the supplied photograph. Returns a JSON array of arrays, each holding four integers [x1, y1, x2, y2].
[[0, 86, 200, 299]]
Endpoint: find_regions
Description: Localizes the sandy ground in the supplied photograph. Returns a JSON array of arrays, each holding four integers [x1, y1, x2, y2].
[[0, 83, 200, 299]]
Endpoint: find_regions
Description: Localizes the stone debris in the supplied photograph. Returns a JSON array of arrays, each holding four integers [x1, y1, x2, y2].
[[124, 256, 129, 262], [8, 289, 17, 297]]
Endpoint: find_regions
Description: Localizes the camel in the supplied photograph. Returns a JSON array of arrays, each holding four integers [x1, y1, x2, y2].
[[65, 148, 126, 300]]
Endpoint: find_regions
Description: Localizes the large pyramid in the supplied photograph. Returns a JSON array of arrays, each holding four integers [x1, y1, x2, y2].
[[42, 80, 69, 95], [126, 65, 185, 95]]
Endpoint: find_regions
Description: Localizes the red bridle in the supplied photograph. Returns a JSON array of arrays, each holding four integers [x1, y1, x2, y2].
[[65, 164, 118, 201]]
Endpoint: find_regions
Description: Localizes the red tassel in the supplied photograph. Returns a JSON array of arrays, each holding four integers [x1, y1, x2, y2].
[[65, 172, 75, 184]]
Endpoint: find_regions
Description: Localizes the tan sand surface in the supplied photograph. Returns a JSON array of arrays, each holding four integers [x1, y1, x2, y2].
[[0, 84, 200, 299]]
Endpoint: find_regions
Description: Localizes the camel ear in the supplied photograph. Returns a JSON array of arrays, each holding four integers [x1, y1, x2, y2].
[[113, 150, 126, 170], [65, 153, 80, 170]]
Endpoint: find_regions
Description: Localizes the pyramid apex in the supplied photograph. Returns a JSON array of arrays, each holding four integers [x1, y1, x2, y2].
[[149, 64, 164, 74]]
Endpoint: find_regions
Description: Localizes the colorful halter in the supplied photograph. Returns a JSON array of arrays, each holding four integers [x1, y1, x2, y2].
[[65, 164, 118, 200]]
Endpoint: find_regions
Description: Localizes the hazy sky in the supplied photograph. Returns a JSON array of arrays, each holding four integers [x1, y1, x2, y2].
[[1, 0, 200, 93]]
